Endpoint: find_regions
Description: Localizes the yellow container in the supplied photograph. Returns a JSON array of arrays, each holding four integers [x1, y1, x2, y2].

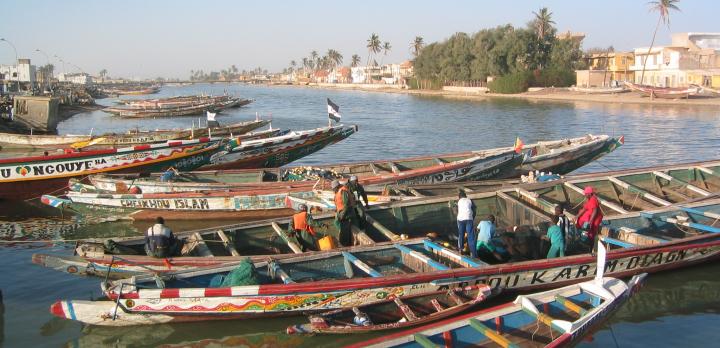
[[317, 236, 337, 251]]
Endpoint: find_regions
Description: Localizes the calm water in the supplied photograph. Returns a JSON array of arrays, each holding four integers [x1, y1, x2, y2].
[[1, 84, 720, 347]]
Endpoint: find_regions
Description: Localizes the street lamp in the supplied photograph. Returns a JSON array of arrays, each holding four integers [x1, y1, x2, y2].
[[1, 38, 20, 93], [53, 54, 66, 76], [35, 49, 51, 89]]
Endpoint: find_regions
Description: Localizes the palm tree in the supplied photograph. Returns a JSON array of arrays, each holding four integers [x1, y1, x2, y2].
[[410, 36, 424, 57], [366, 33, 381, 66], [532, 7, 555, 41], [99, 69, 107, 82], [326, 49, 343, 69], [351, 54, 361, 67], [640, 0, 681, 84], [380, 41, 392, 66], [301, 57, 309, 73], [290, 60, 297, 73]]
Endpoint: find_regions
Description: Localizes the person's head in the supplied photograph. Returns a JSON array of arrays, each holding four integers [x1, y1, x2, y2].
[[583, 186, 595, 197], [551, 214, 560, 224], [554, 204, 564, 215], [349, 175, 358, 183], [487, 214, 495, 223], [458, 190, 467, 198], [297, 203, 308, 212], [156, 216, 165, 225], [331, 180, 341, 191]]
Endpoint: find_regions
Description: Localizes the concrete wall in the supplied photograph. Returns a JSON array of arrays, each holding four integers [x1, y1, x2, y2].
[[313, 83, 405, 90], [12, 96, 60, 132], [442, 86, 489, 94]]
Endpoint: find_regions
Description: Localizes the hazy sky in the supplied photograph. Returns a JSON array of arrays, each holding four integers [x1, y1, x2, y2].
[[0, 0, 716, 79]]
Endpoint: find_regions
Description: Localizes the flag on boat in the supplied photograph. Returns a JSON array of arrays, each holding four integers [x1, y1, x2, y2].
[[40, 195, 70, 208], [514, 137, 524, 154], [327, 98, 341, 122], [206, 111, 217, 122]]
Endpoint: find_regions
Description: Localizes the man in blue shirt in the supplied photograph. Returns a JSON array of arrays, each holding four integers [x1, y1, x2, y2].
[[476, 215, 503, 263], [543, 215, 565, 258]]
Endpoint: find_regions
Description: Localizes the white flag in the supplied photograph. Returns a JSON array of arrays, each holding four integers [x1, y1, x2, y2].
[[206, 111, 217, 122]]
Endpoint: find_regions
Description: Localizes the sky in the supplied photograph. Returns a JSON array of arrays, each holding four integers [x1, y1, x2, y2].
[[0, 0, 716, 79]]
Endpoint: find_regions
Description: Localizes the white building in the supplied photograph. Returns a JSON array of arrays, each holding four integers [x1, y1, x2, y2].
[[630, 32, 720, 87], [0, 58, 36, 83], [58, 72, 93, 85]]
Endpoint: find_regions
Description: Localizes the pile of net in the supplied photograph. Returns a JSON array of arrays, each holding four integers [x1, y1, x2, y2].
[[282, 167, 343, 181], [209, 257, 262, 287]]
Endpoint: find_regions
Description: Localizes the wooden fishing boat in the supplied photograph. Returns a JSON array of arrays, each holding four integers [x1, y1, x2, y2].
[[106, 97, 252, 118], [0, 119, 270, 150], [203, 124, 360, 170], [101, 86, 160, 96], [286, 284, 496, 335], [624, 82, 700, 99], [47, 201, 714, 327], [34, 159, 720, 277], [78, 134, 617, 194], [569, 86, 628, 94], [351, 273, 647, 348], [0, 138, 223, 200]]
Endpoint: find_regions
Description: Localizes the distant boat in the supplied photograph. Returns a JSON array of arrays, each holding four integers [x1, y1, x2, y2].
[[569, 86, 628, 94], [624, 82, 699, 99]]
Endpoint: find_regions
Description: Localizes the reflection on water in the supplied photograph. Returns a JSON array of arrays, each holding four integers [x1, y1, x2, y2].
[[2, 84, 720, 346]]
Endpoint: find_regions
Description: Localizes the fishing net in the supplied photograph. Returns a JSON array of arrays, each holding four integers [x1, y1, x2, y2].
[[209, 257, 261, 287], [282, 167, 343, 181]]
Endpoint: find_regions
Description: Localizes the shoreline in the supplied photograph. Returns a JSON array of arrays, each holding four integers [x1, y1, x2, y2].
[[283, 83, 720, 108]]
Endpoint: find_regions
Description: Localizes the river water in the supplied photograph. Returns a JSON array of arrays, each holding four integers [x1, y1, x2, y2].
[[1, 84, 719, 347]]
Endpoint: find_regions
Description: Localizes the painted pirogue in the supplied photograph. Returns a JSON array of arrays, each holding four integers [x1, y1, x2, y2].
[[0, 138, 223, 200], [104, 95, 252, 118]]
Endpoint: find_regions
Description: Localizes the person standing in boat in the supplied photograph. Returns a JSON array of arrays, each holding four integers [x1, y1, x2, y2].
[[288, 204, 324, 251], [576, 186, 603, 253], [145, 216, 180, 258], [543, 215, 565, 258], [554, 204, 572, 252], [455, 191, 477, 258], [476, 214, 503, 263], [332, 180, 354, 247], [347, 175, 369, 228]]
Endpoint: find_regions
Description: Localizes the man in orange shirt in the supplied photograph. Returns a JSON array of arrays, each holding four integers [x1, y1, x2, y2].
[[288, 203, 324, 251]]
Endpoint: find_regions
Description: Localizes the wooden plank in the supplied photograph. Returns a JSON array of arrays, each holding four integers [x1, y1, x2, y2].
[[389, 162, 401, 174], [350, 225, 375, 245], [271, 222, 303, 254], [365, 214, 401, 241], [434, 158, 447, 165], [342, 251, 383, 277], [554, 294, 588, 316], [269, 262, 295, 284], [190, 232, 214, 257], [216, 230, 240, 256], [430, 299, 444, 312], [394, 297, 419, 321], [680, 206, 720, 220], [423, 240, 487, 268], [496, 191, 552, 221], [615, 227, 668, 245], [564, 181, 629, 214], [468, 318, 519, 348], [696, 166, 718, 176], [653, 171, 711, 196], [515, 188, 577, 219], [408, 188, 425, 197], [608, 176, 672, 207], [369, 163, 380, 175], [640, 213, 720, 234], [394, 243, 449, 271], [458, 185, 474, 193], [413, 333, 440, 348], [600, 236, 637, 248]]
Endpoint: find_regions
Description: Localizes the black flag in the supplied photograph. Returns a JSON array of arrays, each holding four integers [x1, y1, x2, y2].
[[327, 98, 342, 122]]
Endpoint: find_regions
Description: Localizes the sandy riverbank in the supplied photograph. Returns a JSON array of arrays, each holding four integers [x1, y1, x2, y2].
[[291, 83, 720, 108]]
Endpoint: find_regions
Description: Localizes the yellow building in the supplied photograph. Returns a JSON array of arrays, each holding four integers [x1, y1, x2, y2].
[[576, 52, 634, 87]]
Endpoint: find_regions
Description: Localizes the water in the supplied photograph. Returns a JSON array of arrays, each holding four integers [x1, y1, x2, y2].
[[1, 84, 720, 347]]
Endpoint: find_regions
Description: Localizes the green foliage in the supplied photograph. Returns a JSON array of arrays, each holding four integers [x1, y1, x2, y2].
[[488, 71, 532, 93], [532, 68, 576, 87]]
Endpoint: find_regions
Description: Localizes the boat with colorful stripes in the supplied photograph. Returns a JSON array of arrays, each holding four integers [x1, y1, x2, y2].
[[76, 134, 620, 193], [286, 284, 497, 335], [33, 159, 720, 277], [0, 138, 223, 200], [350, 273, 647, 348], [203, 124, 359, 170]]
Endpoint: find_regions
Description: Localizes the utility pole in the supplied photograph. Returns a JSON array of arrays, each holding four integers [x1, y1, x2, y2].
[[1, 38, 20, 93]]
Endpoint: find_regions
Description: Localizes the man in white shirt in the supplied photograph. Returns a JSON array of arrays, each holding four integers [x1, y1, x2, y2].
[[145, 216, 178, 258], [456, 191, 477, 258]]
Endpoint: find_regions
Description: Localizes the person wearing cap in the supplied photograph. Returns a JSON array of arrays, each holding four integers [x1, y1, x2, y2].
[[576, 186, 603, 252], [288, 203, 324, 251], [347, 175, 369, 209], [332, 180, 354, 246]]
